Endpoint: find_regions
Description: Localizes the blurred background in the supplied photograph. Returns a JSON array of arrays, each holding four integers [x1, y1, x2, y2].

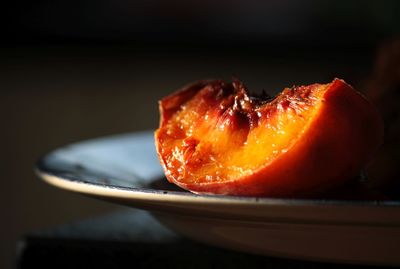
[[2, 0, 400, 267]]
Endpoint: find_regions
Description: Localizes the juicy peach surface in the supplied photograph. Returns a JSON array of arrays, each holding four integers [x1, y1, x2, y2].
[[155, 79, 383, 197]]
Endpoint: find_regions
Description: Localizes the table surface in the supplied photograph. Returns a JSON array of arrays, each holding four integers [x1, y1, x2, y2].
[[16, 209, 386, 269]]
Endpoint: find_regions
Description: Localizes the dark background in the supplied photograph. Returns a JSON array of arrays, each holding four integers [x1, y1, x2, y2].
[[2, 1, 400, 268]]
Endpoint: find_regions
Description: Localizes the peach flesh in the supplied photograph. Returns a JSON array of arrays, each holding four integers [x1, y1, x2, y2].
[[155, 79, 383, 197]]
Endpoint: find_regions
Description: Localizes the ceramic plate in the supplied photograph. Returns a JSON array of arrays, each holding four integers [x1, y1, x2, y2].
[[36, 131, 400, 266]]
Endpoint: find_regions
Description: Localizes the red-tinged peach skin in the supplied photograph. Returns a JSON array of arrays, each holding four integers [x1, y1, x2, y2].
[[155, 79, 383, 197]]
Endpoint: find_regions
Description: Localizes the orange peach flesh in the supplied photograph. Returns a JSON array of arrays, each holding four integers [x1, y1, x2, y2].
[[157, 81, 327, 184]]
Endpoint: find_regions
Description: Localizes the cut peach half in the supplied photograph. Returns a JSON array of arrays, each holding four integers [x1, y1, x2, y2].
[[155, 79, 383, 197]]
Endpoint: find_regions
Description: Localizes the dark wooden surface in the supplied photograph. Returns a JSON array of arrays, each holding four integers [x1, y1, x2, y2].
[[16, 209, 386, 269]]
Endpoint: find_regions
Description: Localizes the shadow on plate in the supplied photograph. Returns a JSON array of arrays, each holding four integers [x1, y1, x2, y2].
[[149, 177, 188, 193]]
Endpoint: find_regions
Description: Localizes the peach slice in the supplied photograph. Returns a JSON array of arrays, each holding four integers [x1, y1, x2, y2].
[[155, 79, 383, 197]]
